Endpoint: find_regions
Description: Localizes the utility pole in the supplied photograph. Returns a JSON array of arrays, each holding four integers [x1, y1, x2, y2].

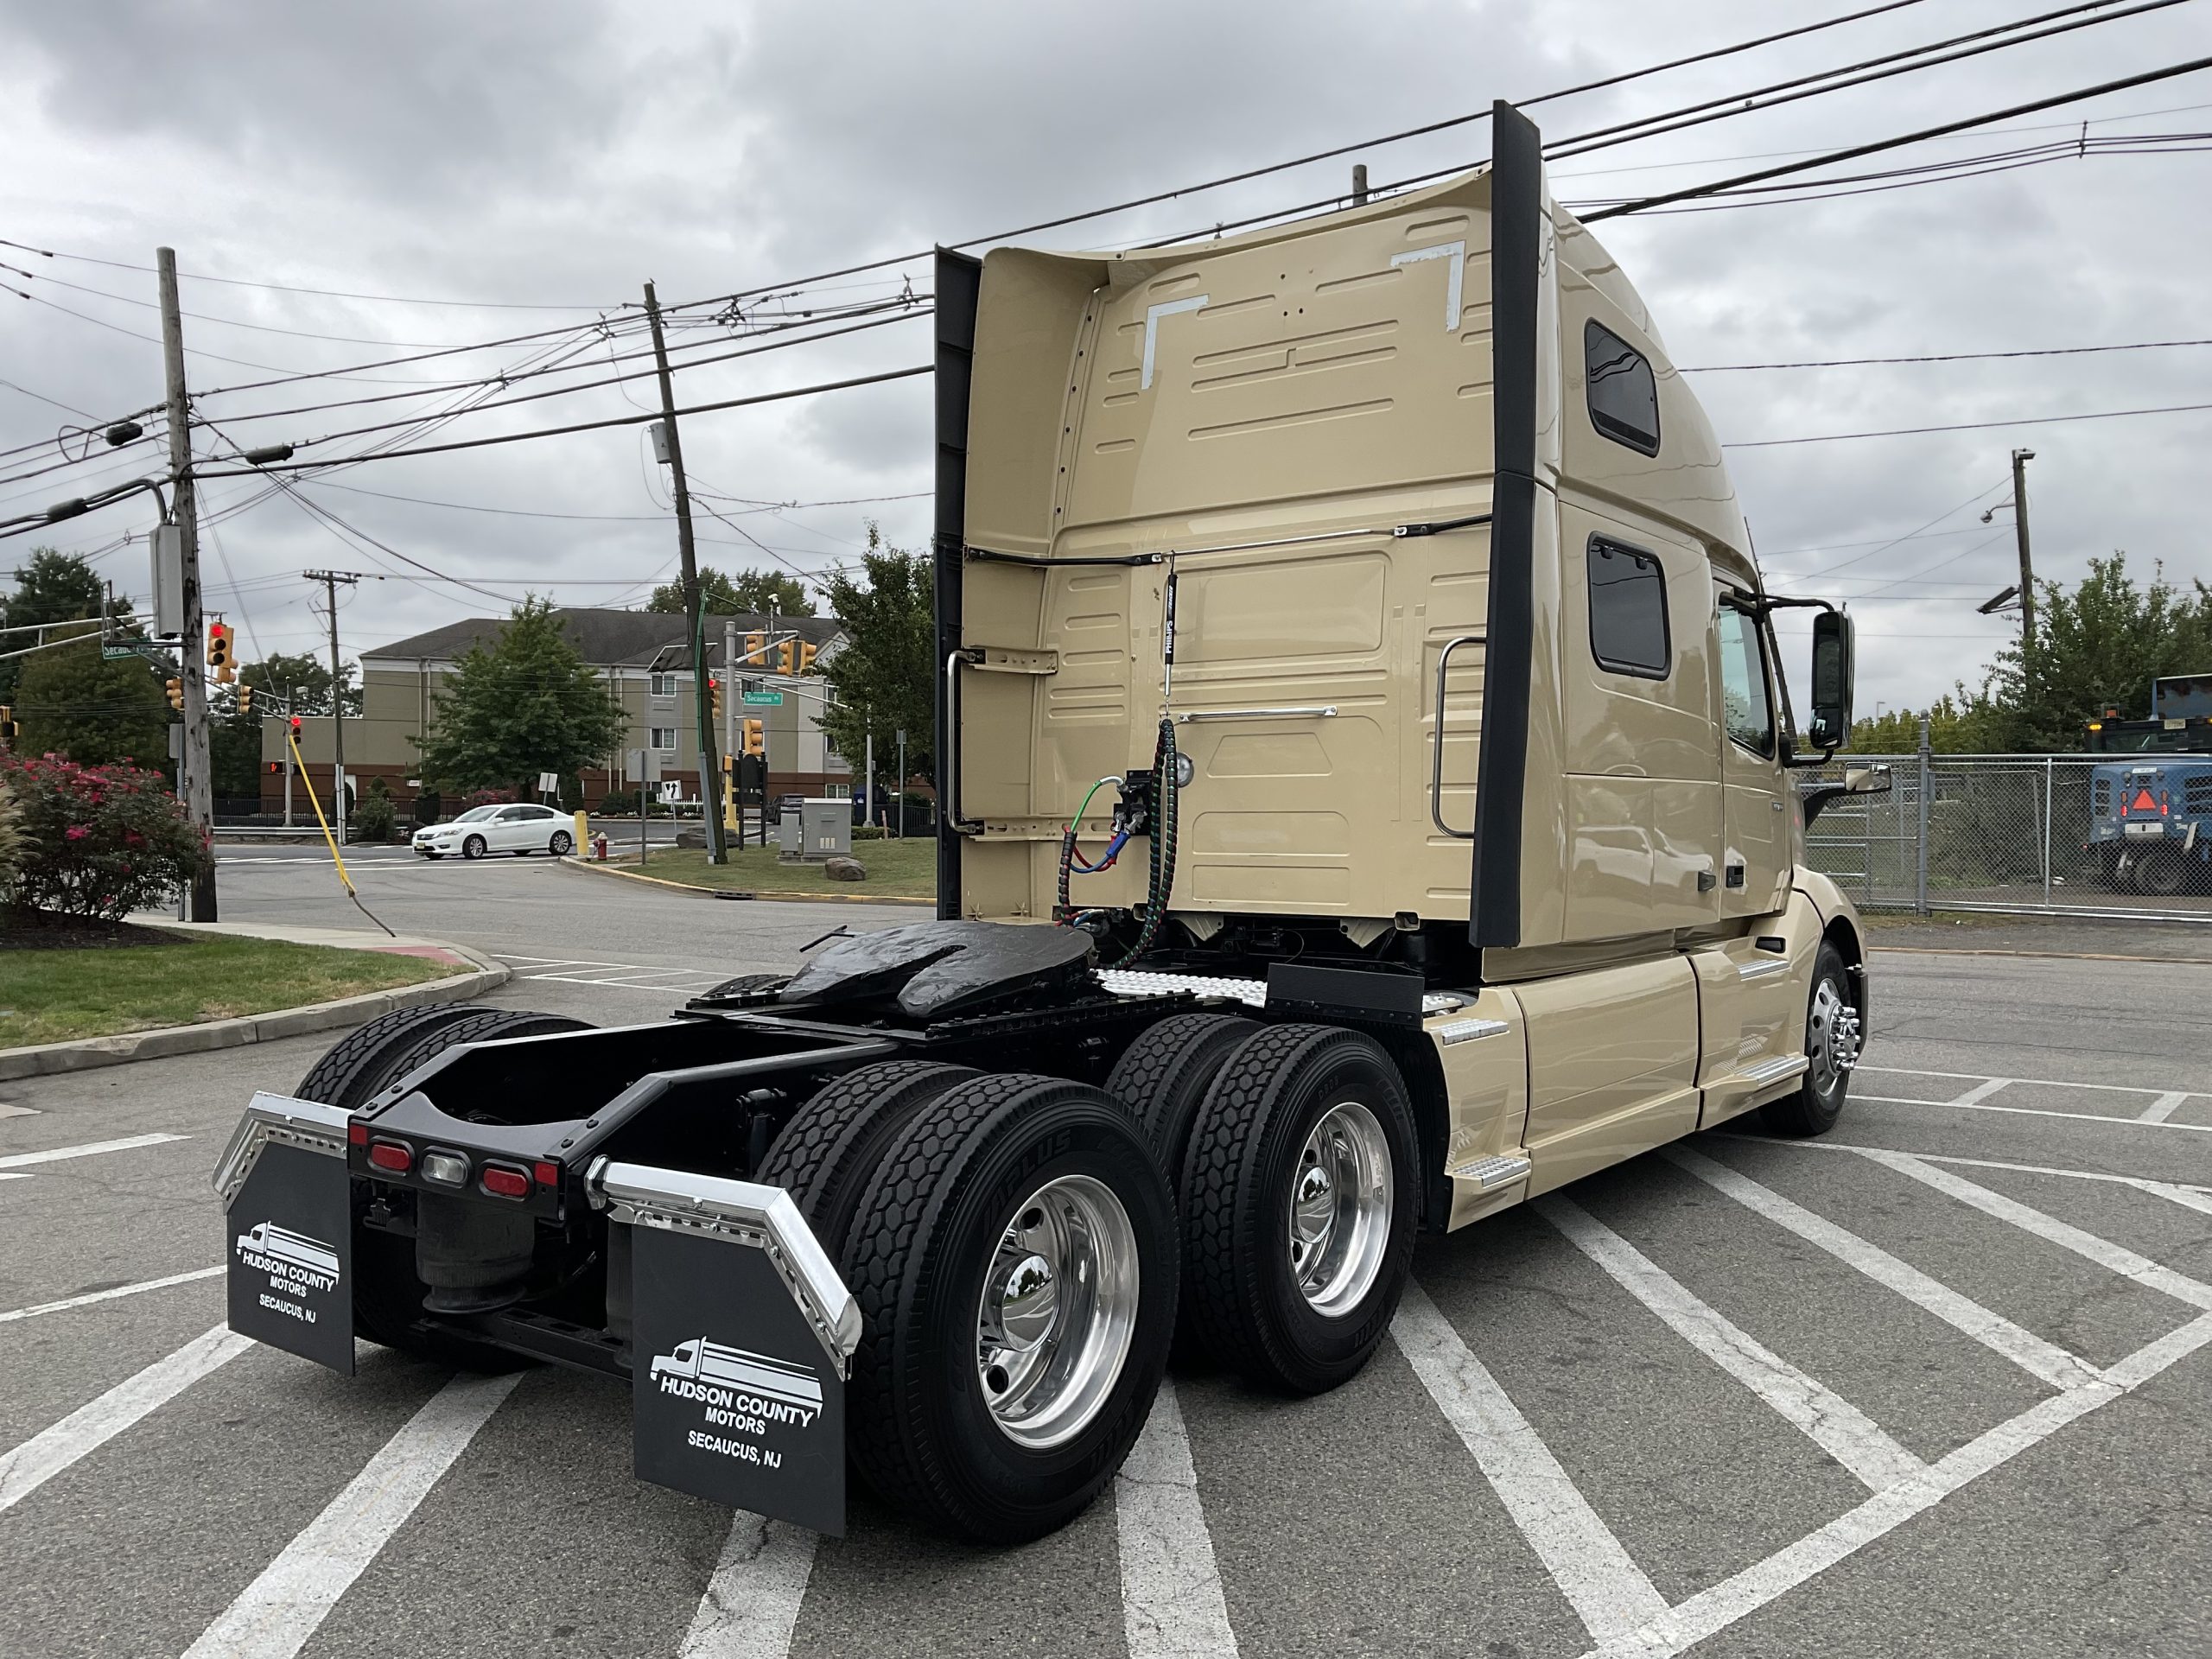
[[304, 570, 359, 844], [643, 280, 726, 863], [156, 247, 216, 921], [2010, 447, 2037, 653], [723, 616, 741, 849], [1351, 163, 1369, 206]]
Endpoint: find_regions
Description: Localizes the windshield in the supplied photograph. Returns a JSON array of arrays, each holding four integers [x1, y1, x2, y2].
[[454, 806, 499, 823]]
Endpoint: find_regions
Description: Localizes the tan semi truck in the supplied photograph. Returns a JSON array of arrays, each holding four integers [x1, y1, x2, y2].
[[214, 101, 1886, 1545]]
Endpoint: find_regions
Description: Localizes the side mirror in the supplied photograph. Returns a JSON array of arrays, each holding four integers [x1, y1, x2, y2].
[[1808, 610, 1855, 750], [1845, 764, 1891, 797], [1801, 763, 1890, 828]]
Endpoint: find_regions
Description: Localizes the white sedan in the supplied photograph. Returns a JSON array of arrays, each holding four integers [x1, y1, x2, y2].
[[412, 804, 575, 860]]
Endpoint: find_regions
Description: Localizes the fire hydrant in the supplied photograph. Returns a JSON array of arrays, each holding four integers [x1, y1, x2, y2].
[[593, 832, 609, 862]]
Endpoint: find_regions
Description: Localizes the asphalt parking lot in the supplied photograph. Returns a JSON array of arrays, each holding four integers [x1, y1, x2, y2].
[[3, 861, 2208, 1658]]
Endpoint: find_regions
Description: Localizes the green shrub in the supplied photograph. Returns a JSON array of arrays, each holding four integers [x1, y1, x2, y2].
[[1, 753, 209, 919], [353, 777, 397, 843]]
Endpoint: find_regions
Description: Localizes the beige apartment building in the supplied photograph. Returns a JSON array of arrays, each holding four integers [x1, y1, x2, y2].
[[264, 607, 849, 817]]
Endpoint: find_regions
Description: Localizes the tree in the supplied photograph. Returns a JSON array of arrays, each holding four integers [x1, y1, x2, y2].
[[1848, 555, 2212, 755], [413, 597, 626, 795], [240, 651, 360, 718], [207, 653, 362, 802], [1973, 554, 2212, 750], [1, 548, 105, 703], [12, 637, 170, 768], [648, 564, 816, 618], [814, 526, 933, 782]]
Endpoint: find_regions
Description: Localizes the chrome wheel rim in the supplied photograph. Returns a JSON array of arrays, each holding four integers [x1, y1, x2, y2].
[[1808, 977, 1847, 1093], [1287, 1101, 1392, 1318], [975, 1174, 1140, 1449], [551, 833, 572, 855]]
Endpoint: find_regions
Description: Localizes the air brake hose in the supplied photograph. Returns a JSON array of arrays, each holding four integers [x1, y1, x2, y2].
[[1106, 716, 1179, 968]]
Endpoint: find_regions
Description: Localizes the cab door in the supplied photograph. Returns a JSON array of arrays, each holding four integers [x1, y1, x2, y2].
[[1713, 594, 1790, 918]]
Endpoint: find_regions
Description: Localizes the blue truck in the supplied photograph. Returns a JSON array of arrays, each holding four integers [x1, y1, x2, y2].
[[2085, 673, 2212, 896]]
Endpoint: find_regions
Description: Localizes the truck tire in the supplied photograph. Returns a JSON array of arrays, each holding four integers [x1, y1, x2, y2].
[[1761, 942, 1854, 1137], [755, 1061, 976, 1260], [1180, 1025, 1419, 1395], [296, 1004, 485, 1110], [1105, 1012, 1260, 1204], [842, 1072, 1176, 1543], [2134, 846, 2187, 899], [374, 1008, 592, 1112]]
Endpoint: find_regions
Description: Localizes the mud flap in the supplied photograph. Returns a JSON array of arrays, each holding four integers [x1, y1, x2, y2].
[[211, 1094, 356, 1375], [591, 1160, 861, 1537]]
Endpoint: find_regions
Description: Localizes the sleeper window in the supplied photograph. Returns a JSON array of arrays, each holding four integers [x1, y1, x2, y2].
[[1587, 538, 1670, 679], [1585, 320, 1661, 456], [1717, 603, 1775, 758]]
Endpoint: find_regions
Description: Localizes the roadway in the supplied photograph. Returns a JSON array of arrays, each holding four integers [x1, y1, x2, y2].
[[3, 857, 2209, 1658]]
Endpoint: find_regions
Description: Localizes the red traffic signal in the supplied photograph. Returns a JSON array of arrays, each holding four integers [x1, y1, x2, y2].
[[289, 715, 302, 735]]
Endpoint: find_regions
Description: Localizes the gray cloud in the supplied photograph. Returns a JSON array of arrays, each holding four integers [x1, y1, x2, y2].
[[3, 0, 2209, 708]]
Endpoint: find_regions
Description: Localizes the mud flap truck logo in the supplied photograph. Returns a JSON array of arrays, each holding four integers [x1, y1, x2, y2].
[[651, 1338, 823, 1439], [234, 1221, 342, 1306]]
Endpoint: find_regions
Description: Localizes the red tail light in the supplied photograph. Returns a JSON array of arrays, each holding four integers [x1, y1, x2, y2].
[[347, 1122, 368, 1146], [367, 1140, 412, 1174], [480, 1165, 530, 1199], [532, 1160, 561, 1188]]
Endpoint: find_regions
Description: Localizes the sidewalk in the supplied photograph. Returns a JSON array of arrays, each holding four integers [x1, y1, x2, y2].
[[0, 918, 508, 1081]]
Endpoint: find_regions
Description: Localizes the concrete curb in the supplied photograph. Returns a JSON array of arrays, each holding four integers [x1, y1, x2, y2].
[[1870, 944, 2212, 967], [559, 854, 936, 907], [0, 938, 509, 1083]]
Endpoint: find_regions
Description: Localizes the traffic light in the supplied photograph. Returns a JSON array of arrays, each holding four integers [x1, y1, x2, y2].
[[289, 714, 302, 741], [708, 677, 723, 721], [777, 639, 796, 675], [237, 683, 254, 718], [742, 718, 765, 758], [267, 760, 282, 775], [743, 631, 766, 665], [0, 704, 15, 746], [206, 621, 234, 683], [166, 677, 185, 711], [795, 639, 817, 675]]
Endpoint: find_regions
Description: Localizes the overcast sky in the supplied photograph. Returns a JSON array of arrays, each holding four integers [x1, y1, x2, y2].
[[3, 0, 2208, 713]]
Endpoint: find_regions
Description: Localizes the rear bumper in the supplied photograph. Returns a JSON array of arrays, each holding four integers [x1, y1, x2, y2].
[[213, 1092, 860, 1533]]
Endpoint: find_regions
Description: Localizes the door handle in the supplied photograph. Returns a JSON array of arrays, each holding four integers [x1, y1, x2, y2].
[[1428, 633, 1484, 841]]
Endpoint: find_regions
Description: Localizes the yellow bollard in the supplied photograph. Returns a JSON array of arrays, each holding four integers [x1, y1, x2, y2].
[[571, 809, 588, 859]]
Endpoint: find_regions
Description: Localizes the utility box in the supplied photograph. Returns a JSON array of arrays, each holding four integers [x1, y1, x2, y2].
[[779, 798, 851, 861]]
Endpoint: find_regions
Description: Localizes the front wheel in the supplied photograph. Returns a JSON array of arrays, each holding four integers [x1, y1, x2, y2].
[[461, 834, 486, 860], [548, 830, 574, 856], [1180, 1025, 1419, 1395], [842, 1073, 1176, 1543], [2135, 846, 2187, 899], [1762, 941, 1856, 1137]]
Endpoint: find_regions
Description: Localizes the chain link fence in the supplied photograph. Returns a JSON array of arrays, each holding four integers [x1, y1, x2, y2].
[[1796, 752, 2212, 921]]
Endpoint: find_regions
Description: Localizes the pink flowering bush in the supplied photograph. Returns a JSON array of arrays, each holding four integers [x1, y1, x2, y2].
[[0, 754, 210, 920]]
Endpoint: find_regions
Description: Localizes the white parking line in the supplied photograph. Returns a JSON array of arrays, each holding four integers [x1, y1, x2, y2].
[[1858, 1065, 2205, 1100], [181, 1371, 523, 1659], [1116, 1376, 1237, 1659], [1751, 1138, 2212, 1218], [1854, 1095, 2212, 1136], [2139, 1091, 2191, 1124], [0, 1266, 223, 1325], [1852, 1150, 2212, 1313], [1536, 1196, 1926, 1492], [0, 1324, 251, 1515], [1948, 1077, 2013, 1106], [1585, 1312, 2212, 1659], [0, 1132, 189, 1170], [1664, 1147, 2101, 1393], [1394, 1281, 1669, 1643], [677, 1510, 817, 1658]]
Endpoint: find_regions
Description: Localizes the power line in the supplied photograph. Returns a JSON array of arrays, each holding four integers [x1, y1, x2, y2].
[[1772, 480, 2010, 580], [183, 364, 931, 484], [1546, 0, 2185, 160], [0, 236, 616, 311], [1683, 336, 2212, 371], [1584, 52, 2212, 220], [1726, 398, 2212, 448], [307, 479, 927, 522]]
